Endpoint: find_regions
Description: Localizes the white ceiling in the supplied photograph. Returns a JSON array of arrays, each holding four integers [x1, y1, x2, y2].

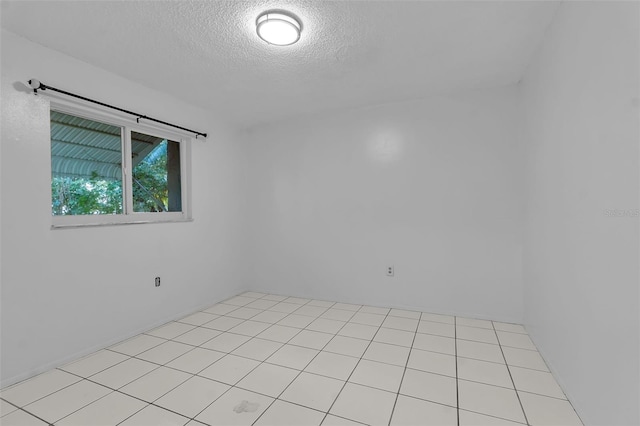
[[1, 1, 559, 127]]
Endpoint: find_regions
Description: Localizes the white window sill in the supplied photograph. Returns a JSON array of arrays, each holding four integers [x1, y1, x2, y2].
[[51, 214, 193, 229]]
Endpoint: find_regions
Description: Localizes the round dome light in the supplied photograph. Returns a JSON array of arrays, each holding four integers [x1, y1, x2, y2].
[[256, 11, 301, 46]]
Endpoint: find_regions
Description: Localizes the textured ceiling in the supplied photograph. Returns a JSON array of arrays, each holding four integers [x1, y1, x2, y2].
[[1, 1, 559, 127]]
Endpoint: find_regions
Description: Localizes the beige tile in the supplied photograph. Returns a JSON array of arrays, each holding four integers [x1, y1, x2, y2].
[[289, 330, 334, 350], [109, 335, 166, 356], [349, 312, 386, 327], [266, 344, 319, 370], [363, 342, 410, 367], [203, 303, 239, 316], [250, 310, 289, 324], [60, 350, 128, 378], [456, 325, 499, 344], [420, 312, 455, 324], [119, 404, 190, 426], [172, 327, 221, 346], [241, 301, 272, 311], [321, 415, 362, 425], [0, 409, 48, 425], [280, 372, 344, 412], [278, 314, 315, 329], [359, 306, 390, 315], [1, 369, 81, 407], [231, 338, 282, 361], [262, 294, 288, 302], [257, 325, 300, 343], [241, 291, 267, 298], [202, 316, 245, 332], [236, 363, 299, 397], [338, 323, 378, 341], [254, 400, 324, 426], [224, 296, 257, 306], [198, 354, 260, 385], [307, 299, 335, 308], [305, 351, 358, 380], [390, 395, 457, 426], [201, 332, 250, 353], [417, 321, 455, 338], [332, 303, 361, 312], [226, 307, 263, 320], [493, 322, 527, 334], [166, 347, 225, 374], [90, 358, 158, 389], [324, 335, 370, 358], [458, 358, 513, 388], [24, 380, 111, 423], [456, 317, 493, 329], [330, 383, 396, 426], [510, 366, 566, 399], [269, 302, 301, 314], [136, 341, 193, 365], [146, 322, 195, 340], [349, 359, 404, 392], [496, 331, 536, 350], [374, 328, 415, 347], [457, 339, 505, 364], [321, 309, 356, 322], [120, 366, 191, 402], [459, 410, 526, 425], [229, 321, 271, 337], [502, 347, 549, 372], [400, 368, 457, 407], [56, 390, 145, 426], [177, 312, 219, 326], [412, 333, 455, 355], [518, 391, 583, 425], [458, 380, 526, 423], [195, 387, 273, 425], [407, 348, 456, 377], [294, 305, 329, 318], [1, 399, 18, 417], [155, 376, 229, 418], [389, 309, 421, 319], [382, 316, 419, 332], [307, 318, 346, 334]]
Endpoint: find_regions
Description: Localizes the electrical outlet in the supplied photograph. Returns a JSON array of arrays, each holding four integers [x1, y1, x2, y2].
[[386, 266, 394, 277], [155, 277, 161, 287]]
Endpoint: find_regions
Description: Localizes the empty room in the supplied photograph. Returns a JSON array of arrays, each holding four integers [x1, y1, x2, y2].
[[0, 1, 638, 425]]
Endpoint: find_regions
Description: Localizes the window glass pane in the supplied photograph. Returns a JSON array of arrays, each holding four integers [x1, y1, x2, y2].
[[50, 110, 123, 215], [131, 132, 182, 213]]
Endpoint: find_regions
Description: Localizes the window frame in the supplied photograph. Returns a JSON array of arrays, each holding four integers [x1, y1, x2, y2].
[[50, 100, 192, 229]]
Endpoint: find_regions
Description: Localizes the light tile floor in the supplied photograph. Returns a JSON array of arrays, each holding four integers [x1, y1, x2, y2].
[[0, 292, 584, 426]]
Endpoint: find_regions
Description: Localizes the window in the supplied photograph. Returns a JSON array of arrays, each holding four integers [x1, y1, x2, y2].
[[50, 106, 190, 228]]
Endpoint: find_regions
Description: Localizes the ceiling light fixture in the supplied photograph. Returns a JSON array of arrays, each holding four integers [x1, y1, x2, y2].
[[256, 11, 301, 46]]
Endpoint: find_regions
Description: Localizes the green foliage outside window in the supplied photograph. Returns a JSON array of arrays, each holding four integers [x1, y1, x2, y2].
[[51, 141, 169, 215]]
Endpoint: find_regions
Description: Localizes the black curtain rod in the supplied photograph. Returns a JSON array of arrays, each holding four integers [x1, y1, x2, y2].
[[28, 79, 207, 139]]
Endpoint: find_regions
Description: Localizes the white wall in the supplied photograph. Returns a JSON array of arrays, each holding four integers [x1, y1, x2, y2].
[[521, 2, 639, 425], [0, 31, 247, 386], [241, 87, 524, 322]]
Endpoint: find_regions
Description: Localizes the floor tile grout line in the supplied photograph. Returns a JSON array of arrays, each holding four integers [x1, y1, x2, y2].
[[455, 315, 460, 426], [1, 374, 83, 416], [492, 321, 530, 425], [2, 404, 54, 426], [319, 306, 396, 426], [386, 315, 420, 426]]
